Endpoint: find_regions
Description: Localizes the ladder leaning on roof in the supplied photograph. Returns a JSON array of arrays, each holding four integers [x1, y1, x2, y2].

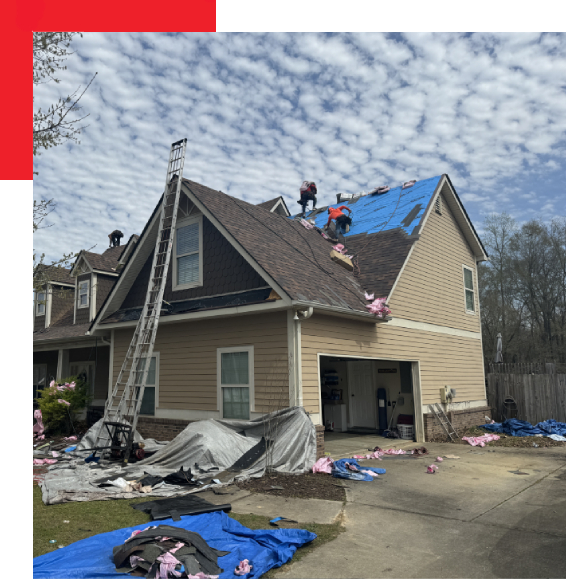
[[90, 138, 188, 463]]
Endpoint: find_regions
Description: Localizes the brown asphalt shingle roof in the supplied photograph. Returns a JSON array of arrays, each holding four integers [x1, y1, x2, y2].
[[83, 245, 126, 272], [184, 180, 369, 312], [33, 306, 90, 342], [256, 196, 287, 212], [35, 265, 74, 285]]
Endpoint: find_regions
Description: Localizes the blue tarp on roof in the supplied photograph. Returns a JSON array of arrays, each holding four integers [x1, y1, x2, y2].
[[291, 175, 443, 238], [33, 511, 316, 579]]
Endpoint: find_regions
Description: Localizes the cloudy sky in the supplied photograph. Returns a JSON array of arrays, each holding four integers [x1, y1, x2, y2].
[[33, 32, 566, 264]]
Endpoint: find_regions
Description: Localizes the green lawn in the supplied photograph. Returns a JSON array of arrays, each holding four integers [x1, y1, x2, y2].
[[33, 486, 344, 575]]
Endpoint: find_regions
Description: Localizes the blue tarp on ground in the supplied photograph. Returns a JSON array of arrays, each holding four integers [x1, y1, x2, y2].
[[480, 418, 566, 438], [331, 458, 386, 481], [33, 511, 316, 579]]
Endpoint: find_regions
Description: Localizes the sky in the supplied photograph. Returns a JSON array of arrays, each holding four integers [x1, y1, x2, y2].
[[33, 32, 566, 264]]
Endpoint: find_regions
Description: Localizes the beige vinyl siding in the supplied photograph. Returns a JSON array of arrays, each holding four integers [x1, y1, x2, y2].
[[112, 312, 288, 413], [301, 315, 486, 411], [389, 188, 481, 332]]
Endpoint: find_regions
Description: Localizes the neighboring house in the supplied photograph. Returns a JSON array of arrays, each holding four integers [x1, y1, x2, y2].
[[33, 174, 489, 447], [32, 235, 139, 416]]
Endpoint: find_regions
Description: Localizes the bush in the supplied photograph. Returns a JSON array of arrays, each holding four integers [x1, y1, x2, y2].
[[35, 376, 91, 435]]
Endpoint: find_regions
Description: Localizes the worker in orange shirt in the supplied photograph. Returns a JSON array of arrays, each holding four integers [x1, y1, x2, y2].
[[325, 205, 352, 236]]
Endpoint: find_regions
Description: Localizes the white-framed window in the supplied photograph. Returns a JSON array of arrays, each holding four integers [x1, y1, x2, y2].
[[136, 352, 159, 416], [33, 364, 47, 398], [78, 280, 90, 308], [217, 346, 254, 419], [36, 291, 46, 316], [173, 215, 203, 290], [463, 266, 476, 314]]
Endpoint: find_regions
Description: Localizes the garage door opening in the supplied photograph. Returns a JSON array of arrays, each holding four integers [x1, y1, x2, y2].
[[320, 355, 419, 441]]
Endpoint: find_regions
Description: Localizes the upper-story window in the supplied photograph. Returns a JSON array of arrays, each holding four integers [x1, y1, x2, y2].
[[36, 291, 46, 316], [78, 280, 90, 308], [173, 215, 203, 290], [463, 266, 475, 314]]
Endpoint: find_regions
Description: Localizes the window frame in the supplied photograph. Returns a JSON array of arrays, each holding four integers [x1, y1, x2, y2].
[[78, 279, 90, 309], [36, 291, 46, 316], [139, 351, 160, 416], [462, 265, 476, 315], [173, 214, 203, 291], [217, 345, 254, 419]]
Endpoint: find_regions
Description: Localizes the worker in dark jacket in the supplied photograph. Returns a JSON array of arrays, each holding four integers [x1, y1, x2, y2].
[[325, 205, 352, 235], [297, 181, 317, 215]]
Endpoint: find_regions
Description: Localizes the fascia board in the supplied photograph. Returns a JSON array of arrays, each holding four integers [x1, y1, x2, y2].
[[181, 181, 292, 305]]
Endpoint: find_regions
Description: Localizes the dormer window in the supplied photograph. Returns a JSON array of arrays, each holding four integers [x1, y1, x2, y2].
[[78, 280, 90, 308], [173, 215, 203, 290], [36, 291, 46, 316]]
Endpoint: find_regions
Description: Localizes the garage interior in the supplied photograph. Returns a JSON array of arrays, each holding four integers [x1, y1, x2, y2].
[[320, 355, 417, 441]]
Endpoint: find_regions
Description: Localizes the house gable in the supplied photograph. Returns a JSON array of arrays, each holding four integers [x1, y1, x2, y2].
[[120, 212, 269, 309], [388, 177, 484, 332]]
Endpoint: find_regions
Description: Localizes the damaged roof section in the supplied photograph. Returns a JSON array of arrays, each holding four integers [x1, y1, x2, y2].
[[102, 288, 280, 324], [184, 180, 369, 313], [293, 175, 443, 237]]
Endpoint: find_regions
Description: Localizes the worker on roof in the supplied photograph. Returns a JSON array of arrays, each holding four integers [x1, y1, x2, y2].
[[108, 230, 124, 248], [297, 181, 317, 215], [325, 205, 352, 236]]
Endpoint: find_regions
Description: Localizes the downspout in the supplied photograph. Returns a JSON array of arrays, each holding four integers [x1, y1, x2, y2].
[[293, 307, 313, 408]]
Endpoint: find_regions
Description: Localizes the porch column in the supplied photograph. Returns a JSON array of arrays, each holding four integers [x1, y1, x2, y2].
[[56, 349, 69, 381]]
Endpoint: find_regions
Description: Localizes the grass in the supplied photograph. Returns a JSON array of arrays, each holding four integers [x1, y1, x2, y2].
[[34, 486, 344, 574]]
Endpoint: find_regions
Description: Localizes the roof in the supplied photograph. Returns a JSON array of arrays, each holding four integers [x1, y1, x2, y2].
[[81, 245, 127, 273], [292, 175, 444, 237], [256, 196, 290, 217], [33, 305, 90, 342], [102, 288, 278, 324], [35, 265, 74, 286], [183, 180, 369, 312]]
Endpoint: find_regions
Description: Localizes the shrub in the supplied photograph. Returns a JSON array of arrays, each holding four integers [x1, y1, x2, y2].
[[35, 376, 91, 435]]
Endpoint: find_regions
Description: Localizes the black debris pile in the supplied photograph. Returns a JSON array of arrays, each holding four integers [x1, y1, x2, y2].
[[132, 494, 231, 521], [113, 524, 229, 578]]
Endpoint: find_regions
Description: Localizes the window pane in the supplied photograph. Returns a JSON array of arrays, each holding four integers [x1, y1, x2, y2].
[[464, 268, 473, 290], [466, 289, 475, 312], [137, 356, 156, 385], [223, 387, 249, 419], [177, 223, 199, 256], [140, 386, 155, 415], [79, 282, 88, 294], [221, 352, 249, 385], [177, 254, 199, 285], [80, 294, 87, 306]]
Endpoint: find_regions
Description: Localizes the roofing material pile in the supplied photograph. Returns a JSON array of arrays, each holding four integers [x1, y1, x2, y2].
[[40, 407, 316, 505], [113, 524, 228, 577]]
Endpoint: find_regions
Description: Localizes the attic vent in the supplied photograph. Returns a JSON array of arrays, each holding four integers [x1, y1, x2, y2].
[[435, 196, 442, 215]]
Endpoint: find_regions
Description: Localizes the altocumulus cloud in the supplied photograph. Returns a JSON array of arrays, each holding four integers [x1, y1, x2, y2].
[[33, 32, 566, 262]]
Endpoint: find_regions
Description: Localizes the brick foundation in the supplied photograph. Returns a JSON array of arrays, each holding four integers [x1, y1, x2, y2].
[[315, 424, 325, 459], [424, 406, 491, 441], [136, 417, 192, 441]]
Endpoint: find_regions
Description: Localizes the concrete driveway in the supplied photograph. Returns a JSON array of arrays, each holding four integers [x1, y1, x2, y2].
[[275, 439, 566, 579]]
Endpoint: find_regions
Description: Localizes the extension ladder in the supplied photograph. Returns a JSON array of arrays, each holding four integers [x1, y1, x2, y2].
[[431, 403, 459, 442], [91, 138, 188, 462]]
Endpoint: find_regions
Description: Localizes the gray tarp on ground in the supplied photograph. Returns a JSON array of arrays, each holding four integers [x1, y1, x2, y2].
[[40, 407, 316, 505]]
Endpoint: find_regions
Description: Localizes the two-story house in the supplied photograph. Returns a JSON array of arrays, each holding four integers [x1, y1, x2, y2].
[[33, 174, 489, 449]]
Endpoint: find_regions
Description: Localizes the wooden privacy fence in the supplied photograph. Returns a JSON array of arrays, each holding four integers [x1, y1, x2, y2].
[[487, 373, 566, 424]]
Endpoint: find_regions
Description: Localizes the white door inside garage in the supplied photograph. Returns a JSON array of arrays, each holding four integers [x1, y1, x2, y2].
[[348, 360, 375, 428]]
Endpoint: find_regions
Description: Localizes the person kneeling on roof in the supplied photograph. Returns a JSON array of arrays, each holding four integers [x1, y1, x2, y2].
[[325, 205, 352, 235], [298, 181, 317, 214]]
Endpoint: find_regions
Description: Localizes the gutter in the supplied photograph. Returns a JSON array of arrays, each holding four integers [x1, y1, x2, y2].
[[291, 300, 388, 323], [293, 307, 313, 408]]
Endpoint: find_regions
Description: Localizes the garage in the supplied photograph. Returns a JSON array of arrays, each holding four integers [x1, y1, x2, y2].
[[319, 355, 424, 441]]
